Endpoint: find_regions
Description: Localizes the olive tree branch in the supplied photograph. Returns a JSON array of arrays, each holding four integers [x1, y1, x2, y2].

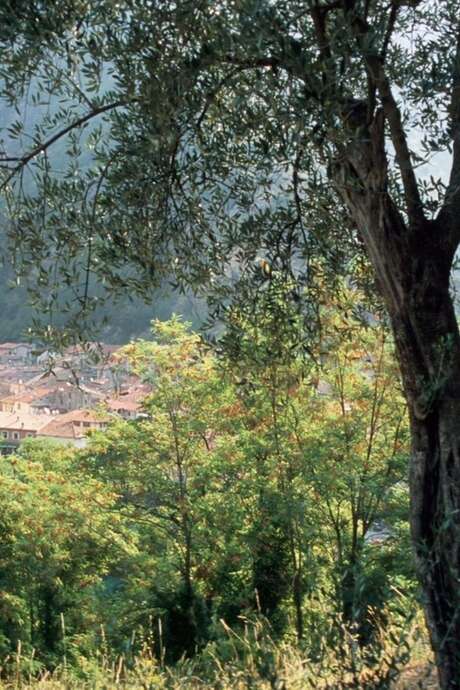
[[0, 99, 131, 189], [347, 6, 425, 225], [373, 63, 424, 223], [439, 22, 460, 248], [310, 0, 424, 224], [381, 2, 399, 61]]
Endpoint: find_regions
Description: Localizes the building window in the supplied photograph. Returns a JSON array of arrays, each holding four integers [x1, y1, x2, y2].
[[13, 432, 19, 440], [2, 431, 7, 439]]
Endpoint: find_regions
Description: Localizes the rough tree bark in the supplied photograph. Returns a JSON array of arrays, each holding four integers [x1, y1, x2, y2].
[[333, 104, 460, 688]]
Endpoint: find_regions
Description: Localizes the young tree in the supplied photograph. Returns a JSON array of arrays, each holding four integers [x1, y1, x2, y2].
[[226, 278, 412, 645], [0, 439, 126, 662], [83, 318, 243, 657], [293, 286, 410, 640], [2, 1, 460, 683], [222, 277, 318, 641]]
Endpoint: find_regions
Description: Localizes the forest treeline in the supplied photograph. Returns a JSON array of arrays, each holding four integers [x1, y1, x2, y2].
[[0, 285, 420, 685]]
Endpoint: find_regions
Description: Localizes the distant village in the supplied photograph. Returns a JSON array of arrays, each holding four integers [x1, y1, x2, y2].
[[0, 341, 150, 454]]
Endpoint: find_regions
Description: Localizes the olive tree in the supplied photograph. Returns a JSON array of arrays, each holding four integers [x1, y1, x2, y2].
[[1, 1, 460, 685]]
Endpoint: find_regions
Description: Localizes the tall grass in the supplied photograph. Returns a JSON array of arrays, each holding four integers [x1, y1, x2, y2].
[[0, 613, 437, 689]]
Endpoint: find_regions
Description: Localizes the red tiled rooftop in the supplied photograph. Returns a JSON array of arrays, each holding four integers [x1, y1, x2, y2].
[[0, 411, 50, 432], [39, 409, 110, 439]]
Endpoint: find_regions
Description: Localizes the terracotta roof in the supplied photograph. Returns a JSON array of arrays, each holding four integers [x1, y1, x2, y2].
[[38, 418, 77, 439], [0, 411, 50, 432], [39, 409, 110, 439], [63, 343, 120, 358], [105, 398, 140, 412], [0, 342, 33, 352], [0, 388, 50, 405], [53, 409, 108, 423], [117, 384, 151, 402]]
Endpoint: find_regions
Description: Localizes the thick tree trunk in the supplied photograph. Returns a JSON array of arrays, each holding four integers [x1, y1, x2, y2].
[[409, 387, 460, 687], [367, 228, 460, 688], [363, 224, 460, 688], [333, 111, 460, 687], [393, 285, 460, 690]]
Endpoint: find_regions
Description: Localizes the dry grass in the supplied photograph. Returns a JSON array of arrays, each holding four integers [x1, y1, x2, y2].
[[0, 663, 440, 690], [394, 662, 438, 689], [0, 615, 440, 689]]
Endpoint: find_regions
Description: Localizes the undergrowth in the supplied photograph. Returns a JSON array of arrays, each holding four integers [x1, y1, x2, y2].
[[0, 614, 437, 689]]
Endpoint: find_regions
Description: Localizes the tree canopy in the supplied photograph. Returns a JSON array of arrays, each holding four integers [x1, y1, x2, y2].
[[0, 2, 457, 307], [0, 312, 412, 681], [3, 0, 444, 333]]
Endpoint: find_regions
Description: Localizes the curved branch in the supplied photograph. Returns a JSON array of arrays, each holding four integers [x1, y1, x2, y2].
[[374, 64, 424, 224], [0, 99, 132, 189], [332, 1, 425, 223], [82, 154, 117, 310], [381, 3, 399, 61]]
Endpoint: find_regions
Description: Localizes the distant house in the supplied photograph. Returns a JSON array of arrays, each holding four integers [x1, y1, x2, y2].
[[2, 367, 45, 388], [0, 388, 50, 414], [37, 409, 110, 448], [0, 412, 51, 454], [104, 396, 141, 419], [0, 343, 34, 365], [58, 343, 123, 381], [0, 345, 14, 365], [0, 379, 105, 416], [0, 408, 110, 453], [29, 382, 104, 415], [0, 338, 149, 454], [102, 383, 151, 419]]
